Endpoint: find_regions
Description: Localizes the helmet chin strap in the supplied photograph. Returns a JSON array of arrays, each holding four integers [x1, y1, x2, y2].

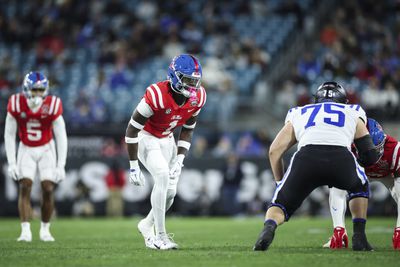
[[27, 96, 43, 109]]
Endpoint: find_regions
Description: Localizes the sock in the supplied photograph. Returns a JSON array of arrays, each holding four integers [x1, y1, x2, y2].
[[41, 222, 50, 231], [21, 222, 31, 232], [150, 172, 169, 237], [329, 187, 347, 228], [353, 218, 366, 234], [142, 187, 177, 229]]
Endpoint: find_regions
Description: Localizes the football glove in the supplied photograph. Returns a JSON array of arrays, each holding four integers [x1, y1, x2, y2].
[[8, 163, 19, 181], [169, 155, 185, 179], [129, 160, 145, 186], [55, 166, 66, 183]]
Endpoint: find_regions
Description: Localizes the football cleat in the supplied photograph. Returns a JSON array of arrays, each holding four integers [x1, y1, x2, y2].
[[137, 219, 156, 249], [152, 233, 178, 250], [40, 229, 55, 242], [352, 233, 373, 251], [393, 227, 400, 250], [253, 224, 276, 251], [326, 227, 348, 249], [17, 231, 32, 242]]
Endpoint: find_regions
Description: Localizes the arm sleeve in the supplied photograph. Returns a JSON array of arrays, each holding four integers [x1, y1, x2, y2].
[[354, 134, 379, 167], [136, 98, 154, 118], [4, 112, 18, 165], [53, 116, 68, 167]]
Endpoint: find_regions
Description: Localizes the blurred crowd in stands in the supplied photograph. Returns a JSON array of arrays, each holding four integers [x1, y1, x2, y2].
[[1, 0, 400, 158], [275, 0, 400, 122], [0, 0, 313, 128]]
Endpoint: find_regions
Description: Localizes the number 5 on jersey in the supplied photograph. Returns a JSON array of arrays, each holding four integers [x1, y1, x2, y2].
[[26, 121, 42, 141]]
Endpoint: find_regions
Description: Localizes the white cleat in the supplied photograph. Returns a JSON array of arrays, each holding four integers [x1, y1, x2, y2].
[[152, 234, 178, 250], [40, 229, 55, 242], [137, 219, 155, 249], [17, 231, 32, 242]]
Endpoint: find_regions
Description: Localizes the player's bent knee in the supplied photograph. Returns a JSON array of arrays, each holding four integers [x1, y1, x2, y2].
[[19, 179, 33, 189], [41, 181, 55, 195], [268, 203, 289, 222], [348, 183, 369, 200]]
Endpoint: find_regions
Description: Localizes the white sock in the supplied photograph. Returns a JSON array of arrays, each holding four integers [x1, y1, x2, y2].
[[151, 173, 169, 237], [329, 187, 347, 228], [41, 222, 50, 231], [142, 188, 177, 229], [21, 222, 31, 232]]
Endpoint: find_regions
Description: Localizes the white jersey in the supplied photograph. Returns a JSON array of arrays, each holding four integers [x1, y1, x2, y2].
[[285, 102, 367, 149]]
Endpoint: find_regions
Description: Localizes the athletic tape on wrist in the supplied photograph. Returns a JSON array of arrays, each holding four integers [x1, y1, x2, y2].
[[125, 136, 138, 143], [183, 122, 196, 129], [177, 140, 191, 150]]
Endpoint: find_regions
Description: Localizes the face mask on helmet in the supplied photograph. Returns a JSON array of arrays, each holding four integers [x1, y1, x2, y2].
[[23, 72, 49, 109], [367, 118, 386, 160], [168, 54, 202, 98]]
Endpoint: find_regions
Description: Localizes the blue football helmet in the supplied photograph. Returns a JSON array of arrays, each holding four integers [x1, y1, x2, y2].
[[22, 71, 49, 108], [23, 71, 49, 98], [168, 54, 202, 98], [367, 118, 386, 159]]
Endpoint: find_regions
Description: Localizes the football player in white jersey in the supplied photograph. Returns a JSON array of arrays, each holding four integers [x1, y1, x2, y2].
[[253, 82, 379, 251]]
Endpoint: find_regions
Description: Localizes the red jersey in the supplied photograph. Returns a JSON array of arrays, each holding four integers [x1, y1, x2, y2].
[[364, 135, 400, 178], [142, 81, 206, 138], [7, 93, 63, 147]]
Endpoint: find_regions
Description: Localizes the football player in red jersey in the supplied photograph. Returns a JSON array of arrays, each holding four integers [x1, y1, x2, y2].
[[324, 118, 400, 250], [125, 54, 206, 250], [4, 72, 67, 242]]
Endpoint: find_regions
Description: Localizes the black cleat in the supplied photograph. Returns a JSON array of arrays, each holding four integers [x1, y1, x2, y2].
[[352, 233, 374, 251], [253, 225, 276, 251]]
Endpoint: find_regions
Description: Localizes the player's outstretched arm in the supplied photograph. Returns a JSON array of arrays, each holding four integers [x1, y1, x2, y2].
[[53, 116, 68, 182], [269, 122, 297, 182], [4, 112, 19, 180], [354, 118, 379, 167]]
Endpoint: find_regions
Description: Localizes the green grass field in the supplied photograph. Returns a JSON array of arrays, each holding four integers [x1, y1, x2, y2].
[[0, 217, 398, 267]]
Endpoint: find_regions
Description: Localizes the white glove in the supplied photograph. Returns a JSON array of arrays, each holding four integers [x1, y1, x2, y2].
[[8, 163, 19, 181], [169, 154, 185, 178], [129, 160, 145, 186], [55, 166, 66, 183]]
